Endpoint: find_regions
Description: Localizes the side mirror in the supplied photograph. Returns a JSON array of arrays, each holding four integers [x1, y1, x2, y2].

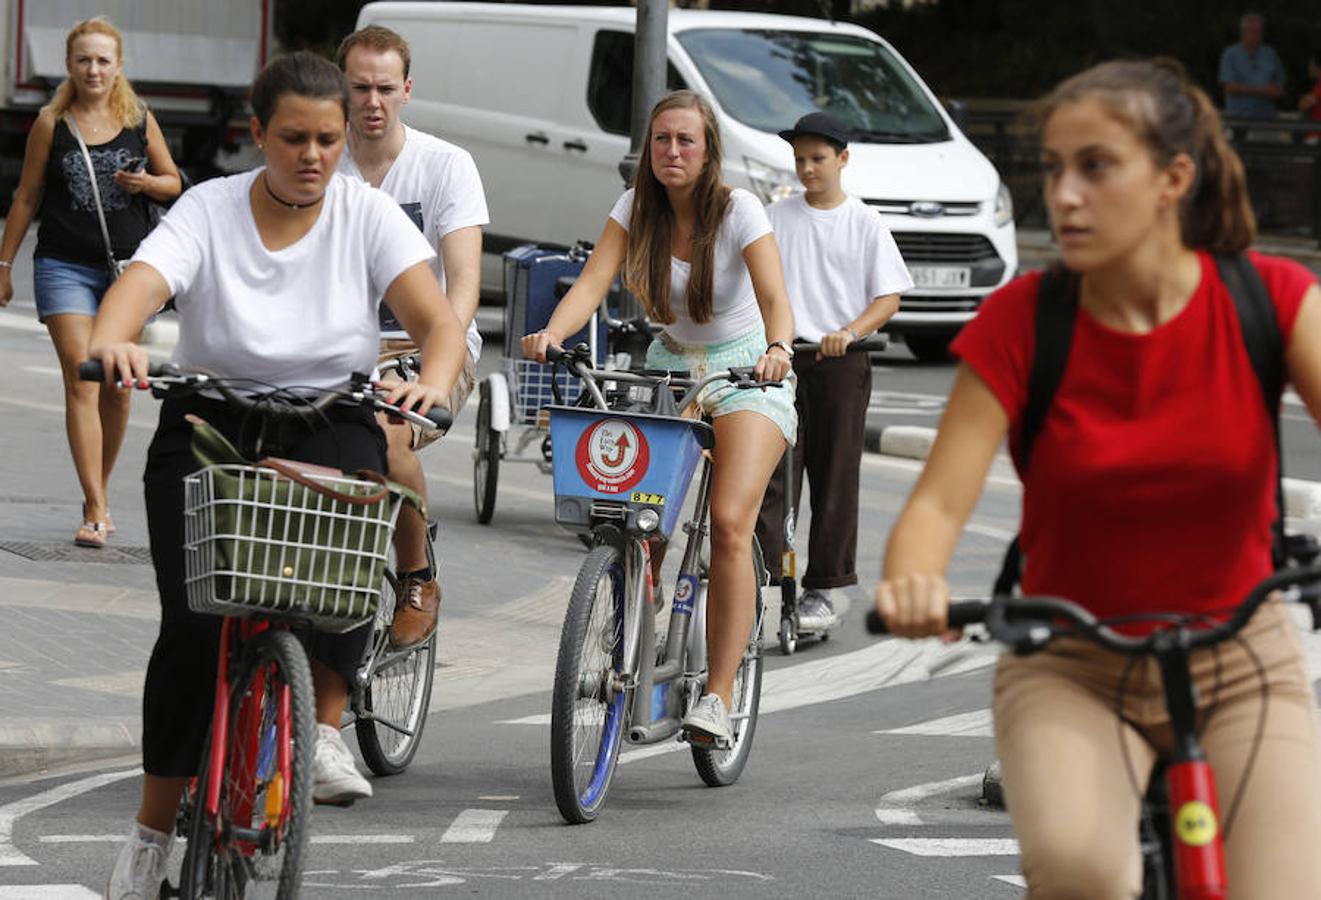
[[944, 98, 969, 132]]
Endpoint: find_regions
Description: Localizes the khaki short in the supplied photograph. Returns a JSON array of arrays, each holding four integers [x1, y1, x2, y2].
[[378, 339, 477, 450]]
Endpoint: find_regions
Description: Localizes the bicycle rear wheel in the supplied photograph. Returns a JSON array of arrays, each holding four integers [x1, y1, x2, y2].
[[357, 566, 437, 776], [190, 629, 315, 899], [550, 544, 629, 824], [692, 538, 766, 787], [473, 379, 500, 523]]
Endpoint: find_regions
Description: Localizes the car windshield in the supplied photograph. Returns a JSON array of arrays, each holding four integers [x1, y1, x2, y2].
[[675, 29, 950, 143]]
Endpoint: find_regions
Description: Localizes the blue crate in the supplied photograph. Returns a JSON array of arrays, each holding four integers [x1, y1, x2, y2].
[[502, 245, 605, 359], [548, 406, 712, 538]]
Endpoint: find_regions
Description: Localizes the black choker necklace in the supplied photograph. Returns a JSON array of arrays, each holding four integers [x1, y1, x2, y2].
[[263, 174, 322, 210]]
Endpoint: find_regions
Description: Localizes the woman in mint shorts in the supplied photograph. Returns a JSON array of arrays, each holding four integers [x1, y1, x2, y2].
[[524, 90, 796, 746]]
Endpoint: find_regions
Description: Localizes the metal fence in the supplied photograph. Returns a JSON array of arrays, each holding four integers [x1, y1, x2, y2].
[[959, 107, 1321, 246]]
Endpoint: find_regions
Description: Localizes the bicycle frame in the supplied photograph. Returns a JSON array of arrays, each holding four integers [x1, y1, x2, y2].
[[613, 451, 717, 744]]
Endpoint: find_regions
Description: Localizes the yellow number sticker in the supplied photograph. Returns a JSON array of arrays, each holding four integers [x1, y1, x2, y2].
[[630, 491, 665, 505], [1175, 801, 1218, 847]]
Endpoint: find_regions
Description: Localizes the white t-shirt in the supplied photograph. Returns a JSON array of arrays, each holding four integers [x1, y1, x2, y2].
[[134, 169, 434, 390], [609, 187, 772, 344], [338, 125, 489, 359], [766, 193, 913, 342]]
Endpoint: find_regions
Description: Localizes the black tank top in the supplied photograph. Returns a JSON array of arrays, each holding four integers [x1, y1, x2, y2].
[[35, 116, 153, 269]]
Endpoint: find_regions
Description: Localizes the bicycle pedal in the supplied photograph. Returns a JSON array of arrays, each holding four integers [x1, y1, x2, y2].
[[681, 728, 732, 751]]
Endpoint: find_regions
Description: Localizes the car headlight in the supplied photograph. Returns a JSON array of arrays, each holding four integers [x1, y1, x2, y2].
[[635, 508, 661, 533], [744, 157, 798, 205], [993, 181, 1014, 228]]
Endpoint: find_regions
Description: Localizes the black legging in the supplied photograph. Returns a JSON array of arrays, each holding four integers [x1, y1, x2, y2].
[[141, 395, 387, 777]]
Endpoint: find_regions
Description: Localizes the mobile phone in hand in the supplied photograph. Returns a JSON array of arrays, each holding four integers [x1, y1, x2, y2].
[[122, 156, 147, 173]]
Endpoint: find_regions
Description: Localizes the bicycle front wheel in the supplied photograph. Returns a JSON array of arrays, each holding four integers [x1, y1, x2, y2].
[[199, 629, 315, 899], [357, 568, 437, 776], [692, 538, 767, 787], [550, 544, 629, 824]]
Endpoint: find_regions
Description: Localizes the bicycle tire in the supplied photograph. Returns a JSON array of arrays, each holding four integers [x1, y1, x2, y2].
[[179, 740, 213, 899], [474, 379, 499, 524], [550, 544, 629, 824], [691, 538, 767, 787], [202, 629, 315, 899], [357, 567, 437, 776]]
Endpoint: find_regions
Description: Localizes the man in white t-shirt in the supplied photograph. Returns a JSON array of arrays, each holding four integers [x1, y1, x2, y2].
[[755, 112, 913, 631], [337, 25, 490, 648]]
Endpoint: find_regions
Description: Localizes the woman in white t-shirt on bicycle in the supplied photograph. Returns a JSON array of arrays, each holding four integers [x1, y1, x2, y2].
[[89, 52, 466, 899], [523, 90, 796, 745]]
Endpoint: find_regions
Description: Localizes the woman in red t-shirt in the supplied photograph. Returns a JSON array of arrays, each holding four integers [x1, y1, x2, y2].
[[874, 60, 1321, 896]]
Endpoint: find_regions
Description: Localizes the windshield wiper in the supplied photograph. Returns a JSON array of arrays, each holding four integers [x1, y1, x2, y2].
[[852, 129, 949, 144]]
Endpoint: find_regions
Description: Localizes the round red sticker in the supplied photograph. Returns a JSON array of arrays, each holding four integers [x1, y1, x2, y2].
[[575, 418, 650, 494]]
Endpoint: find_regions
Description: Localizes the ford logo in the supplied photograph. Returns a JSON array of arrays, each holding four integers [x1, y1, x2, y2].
[[909, 201, 945, 218]]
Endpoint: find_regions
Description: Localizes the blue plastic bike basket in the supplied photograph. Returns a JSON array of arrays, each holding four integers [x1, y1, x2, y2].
[[548, 406, 712, 537]]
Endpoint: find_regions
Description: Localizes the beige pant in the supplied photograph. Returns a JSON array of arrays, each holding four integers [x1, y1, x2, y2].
[[378, 339, 477, 449], [993, 601, 1321, 899]]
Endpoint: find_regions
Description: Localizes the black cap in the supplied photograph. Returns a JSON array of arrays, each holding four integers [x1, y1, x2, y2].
[[777, 111, 851, 147]]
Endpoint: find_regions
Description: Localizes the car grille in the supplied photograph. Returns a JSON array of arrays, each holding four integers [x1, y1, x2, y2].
[[898, 296, 982, 312], [893, 232, 999, 264], [864, 199, 981, 217]]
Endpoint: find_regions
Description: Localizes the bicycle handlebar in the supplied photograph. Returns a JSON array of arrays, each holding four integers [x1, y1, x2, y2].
[[865, 565, 1321, 655], [77, 359, 452, 431], [794, 335, 890, 353]]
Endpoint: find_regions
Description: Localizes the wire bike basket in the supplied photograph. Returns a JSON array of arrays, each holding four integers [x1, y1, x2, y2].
[[184, 463, 403, 632]]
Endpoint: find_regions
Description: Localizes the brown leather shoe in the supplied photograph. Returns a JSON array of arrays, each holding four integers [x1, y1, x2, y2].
[[389, 577, 441, 649]]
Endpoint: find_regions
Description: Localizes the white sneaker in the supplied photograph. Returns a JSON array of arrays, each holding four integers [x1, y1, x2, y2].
[[313, 723, 373, 806], [796, 590, 838, 632], [105, 822, 172, 900], [682, 693, 733, 749]]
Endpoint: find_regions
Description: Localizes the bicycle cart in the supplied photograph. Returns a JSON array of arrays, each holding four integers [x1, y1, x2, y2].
[[472, 243, 610, 524]]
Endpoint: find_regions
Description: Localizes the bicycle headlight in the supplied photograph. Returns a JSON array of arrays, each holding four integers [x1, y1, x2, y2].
[[636, 508, 661, 533]]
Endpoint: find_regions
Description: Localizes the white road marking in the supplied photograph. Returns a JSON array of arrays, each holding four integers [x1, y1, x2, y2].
[[962, 522, 1017, 541], [0, 768, 140, 866], [495, 713, 551, 725], [52, 671, 144, 697], [21, 366, 62, 377], [995, 875, 1028, 887], [439, 809, 507, 843], [0, 887, 100, 898], [872, 837, 1020, 857], [874, 772, 984, 828], [878, 709, 993, 738], [38, 833, 414, 845], [533, 863, 586, 881]]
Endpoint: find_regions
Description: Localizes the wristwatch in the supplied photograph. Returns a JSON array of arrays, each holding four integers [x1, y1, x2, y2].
[[767, 340, 794, 358]]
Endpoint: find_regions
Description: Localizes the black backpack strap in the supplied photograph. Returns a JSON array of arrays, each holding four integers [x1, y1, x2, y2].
[[1216, 253, 1287, 568], [993, 267, 1079, 596]]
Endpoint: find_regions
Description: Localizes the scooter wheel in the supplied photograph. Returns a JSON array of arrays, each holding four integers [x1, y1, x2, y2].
[[778, 619, 797, 655]]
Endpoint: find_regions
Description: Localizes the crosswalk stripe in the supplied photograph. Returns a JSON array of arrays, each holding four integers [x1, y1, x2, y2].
[[994, 875, 1028, 887], [0, 768, 140, 866], [0, 888, 100, 898], [439, 809, 507, 843], [872, 838, 1020, 857], [39, 833, 416, 845], [877, 709, 993, 737]]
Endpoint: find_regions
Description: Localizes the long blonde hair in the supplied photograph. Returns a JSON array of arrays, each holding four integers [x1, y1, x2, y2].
[[45, 17, 145, 128], [623, 91, 730, 325]]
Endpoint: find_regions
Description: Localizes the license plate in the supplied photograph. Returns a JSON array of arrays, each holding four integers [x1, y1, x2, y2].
[[909, 266, 971, 289]]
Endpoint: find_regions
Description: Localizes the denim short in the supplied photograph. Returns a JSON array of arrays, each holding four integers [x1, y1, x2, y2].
[[645, 326, 797, 445], [33, 256, 112, 322]]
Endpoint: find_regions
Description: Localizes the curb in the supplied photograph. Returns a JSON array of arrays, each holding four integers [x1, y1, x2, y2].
[[0, 719, 139, 778], [864, 424, 1321, 521]]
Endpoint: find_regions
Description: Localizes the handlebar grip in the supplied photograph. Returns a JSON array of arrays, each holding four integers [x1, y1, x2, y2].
[[424, 407, 453, 431], [865, 600, 988, 635], [544, 346, 566, 363]]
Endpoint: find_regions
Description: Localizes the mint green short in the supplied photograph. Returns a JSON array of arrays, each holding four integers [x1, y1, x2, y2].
[[645, 327, 797, 446]]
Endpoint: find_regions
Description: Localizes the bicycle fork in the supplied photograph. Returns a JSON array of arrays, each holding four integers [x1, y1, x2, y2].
[[1155, 637, 1227, 900]]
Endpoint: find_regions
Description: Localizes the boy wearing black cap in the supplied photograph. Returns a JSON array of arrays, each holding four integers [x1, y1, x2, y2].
[[755, 111, 912, 631]]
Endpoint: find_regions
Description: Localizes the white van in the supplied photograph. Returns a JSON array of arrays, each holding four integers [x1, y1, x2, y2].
[[357, 2, 1017, 360]]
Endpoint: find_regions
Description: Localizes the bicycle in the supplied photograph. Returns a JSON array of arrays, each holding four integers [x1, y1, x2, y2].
[[79, 360, 449, 899], [865, 563, 1321, 900], [543, 344, 778, 824], [350, 352, 445, 777], [772, 336, 888, 655]]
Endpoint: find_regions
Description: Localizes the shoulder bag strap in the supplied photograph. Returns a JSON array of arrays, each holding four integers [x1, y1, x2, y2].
[[63, 113, 118, 272], [993, 266, 1080, 597], [1216, 253, 1287, 568]]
